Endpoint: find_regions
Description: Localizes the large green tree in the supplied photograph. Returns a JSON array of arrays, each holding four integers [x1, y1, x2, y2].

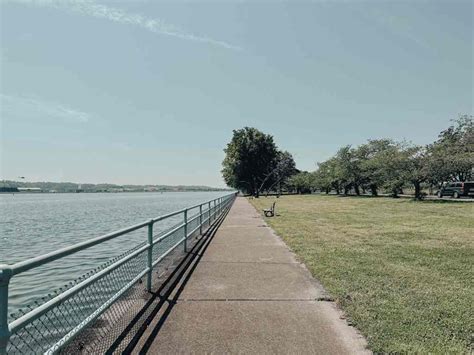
[[426, 115, 474, 184], [222, 127, 279, 196]]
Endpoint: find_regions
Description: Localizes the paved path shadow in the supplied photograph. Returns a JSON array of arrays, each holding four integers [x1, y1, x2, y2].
[[104, 205, 231, 354]]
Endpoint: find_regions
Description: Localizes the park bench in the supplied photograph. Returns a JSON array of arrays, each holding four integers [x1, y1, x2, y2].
[[263, 202, 276, 217]]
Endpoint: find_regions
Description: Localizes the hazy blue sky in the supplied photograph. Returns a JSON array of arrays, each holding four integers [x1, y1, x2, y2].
[[1, 0, 472, 187]]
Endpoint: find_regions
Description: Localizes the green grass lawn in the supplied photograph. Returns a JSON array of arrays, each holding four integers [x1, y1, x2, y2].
[[250, 195, 473, 353]]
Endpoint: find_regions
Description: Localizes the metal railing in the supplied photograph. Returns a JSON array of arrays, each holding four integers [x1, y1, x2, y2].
[[0, 192, 237, 354]]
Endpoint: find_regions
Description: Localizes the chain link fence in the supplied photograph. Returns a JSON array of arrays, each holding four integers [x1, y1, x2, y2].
[[1, 193, 235, 354]]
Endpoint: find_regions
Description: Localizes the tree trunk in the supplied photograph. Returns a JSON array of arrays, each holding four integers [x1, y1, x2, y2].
[[354, 184, 360, 196], [391, 188, 398, 198], [370, 184, 378, 196], [252, 178, 259, 198], [414, 181, 421, 200]]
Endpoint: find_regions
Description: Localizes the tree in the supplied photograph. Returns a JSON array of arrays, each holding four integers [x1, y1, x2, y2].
[[357, 139, 397, 196], [333, 145, 366, 195], [403, 146, 430, 200], [258, 151, 298, 195], [222, 127, 279, 197], [313, 162, 332, 194], [288, 171, 314, 194], [373, 141, 408, 197], [314, 157, 342, 194], [426, 115, 474, 185]]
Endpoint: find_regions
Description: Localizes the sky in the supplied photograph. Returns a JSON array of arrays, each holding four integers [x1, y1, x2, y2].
[[0, 0, 472, 188]]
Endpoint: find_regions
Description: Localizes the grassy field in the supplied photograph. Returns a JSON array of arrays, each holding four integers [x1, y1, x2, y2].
[[250, 195, 473, 353]]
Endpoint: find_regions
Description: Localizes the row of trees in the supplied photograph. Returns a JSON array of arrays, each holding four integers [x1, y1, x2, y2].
[[222, 116, 473, 199], [289, 115, 473, 199]]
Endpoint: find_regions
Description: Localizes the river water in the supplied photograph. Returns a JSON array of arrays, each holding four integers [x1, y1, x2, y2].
[[0, 191, 229, 316]]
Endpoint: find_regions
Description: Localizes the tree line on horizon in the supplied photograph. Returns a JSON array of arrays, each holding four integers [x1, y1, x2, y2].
[[222, 115, 473, 199], [0, 180, 229, 193]]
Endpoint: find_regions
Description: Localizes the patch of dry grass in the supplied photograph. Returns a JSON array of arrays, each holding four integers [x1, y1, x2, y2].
[[250, 195, 473, 353]]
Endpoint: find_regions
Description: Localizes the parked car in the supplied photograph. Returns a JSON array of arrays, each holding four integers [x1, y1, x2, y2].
[[437, 181, 474, 198]]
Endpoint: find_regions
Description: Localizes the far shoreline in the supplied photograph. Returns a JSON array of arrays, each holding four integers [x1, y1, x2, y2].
[[0, 190, 231, 195]]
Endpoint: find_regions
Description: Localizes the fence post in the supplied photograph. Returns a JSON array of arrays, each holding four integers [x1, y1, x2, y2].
[[208, 201, 211, 225], [0, 267, 12, 355], [199, 204, 203, 235], [184, 209, 188, 252], [211, 201, 214, 222], [146, 221, 154, 292]]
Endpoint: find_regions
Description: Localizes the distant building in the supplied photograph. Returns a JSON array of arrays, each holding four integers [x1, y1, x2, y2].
[[0, 187, 19, 193], [17, 187, 42, 192]]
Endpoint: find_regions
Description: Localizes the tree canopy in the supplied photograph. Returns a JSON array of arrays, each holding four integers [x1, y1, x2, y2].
[[222, 116, 473, 199], [222, 127, 296, 196], [311, 115, 473, 199]]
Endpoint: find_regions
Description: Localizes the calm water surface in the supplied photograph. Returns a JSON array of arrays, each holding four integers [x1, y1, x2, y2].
[[0, 191, 228, 315]]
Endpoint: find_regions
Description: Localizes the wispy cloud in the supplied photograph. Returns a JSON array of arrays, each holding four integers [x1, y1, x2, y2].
[[9, 0, 241, 50], [1, 94, 92, 123]]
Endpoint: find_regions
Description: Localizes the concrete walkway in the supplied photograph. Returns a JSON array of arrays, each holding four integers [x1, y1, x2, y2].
[[139, 197, 369, 354]]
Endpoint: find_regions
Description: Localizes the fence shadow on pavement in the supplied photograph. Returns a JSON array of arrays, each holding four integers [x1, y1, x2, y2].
[[105, 205, 231, 354]]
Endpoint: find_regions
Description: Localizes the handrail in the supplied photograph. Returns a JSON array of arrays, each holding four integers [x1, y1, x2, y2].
[[0, 191, 237, 354], [9, 220, 150, 276], [151, 194, 230, 222], [9, 192, 235, 275]]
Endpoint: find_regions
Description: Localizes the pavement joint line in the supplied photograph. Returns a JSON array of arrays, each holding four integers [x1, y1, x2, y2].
[[175, 298, 330, 302], [198, 260, 300, 265]]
